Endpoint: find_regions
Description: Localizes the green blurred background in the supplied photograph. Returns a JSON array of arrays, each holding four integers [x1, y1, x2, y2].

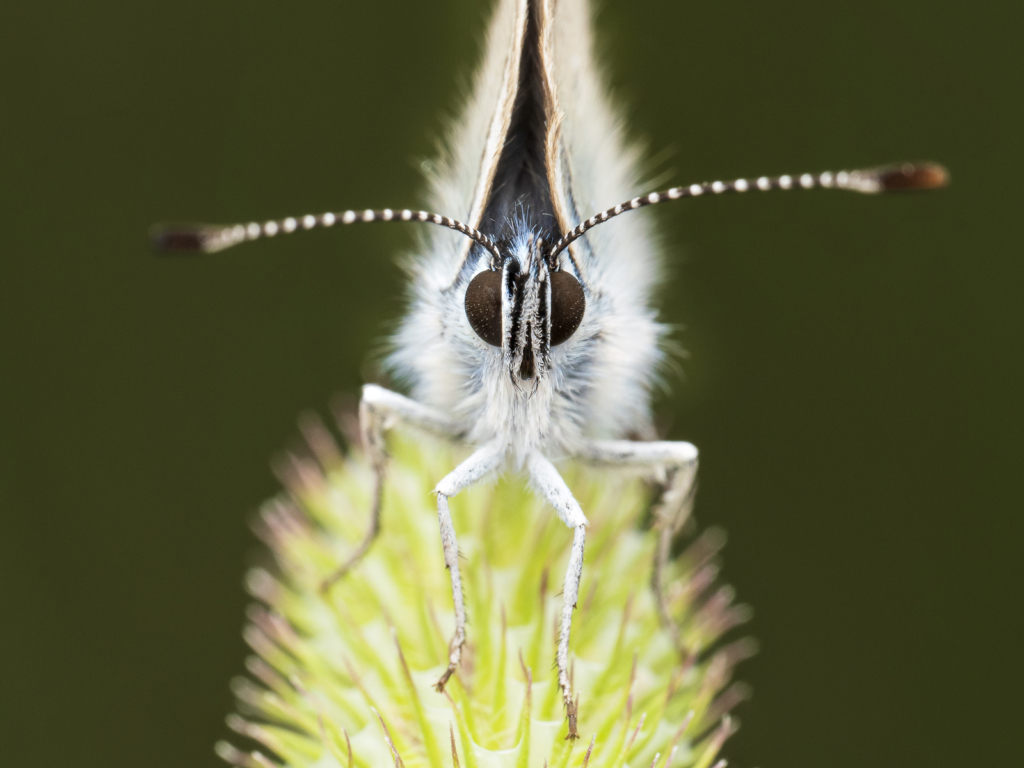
[[1, 0, 1020, 766]]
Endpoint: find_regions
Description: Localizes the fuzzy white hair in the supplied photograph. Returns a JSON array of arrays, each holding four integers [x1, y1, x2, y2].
[[389, 0, 666, 465]]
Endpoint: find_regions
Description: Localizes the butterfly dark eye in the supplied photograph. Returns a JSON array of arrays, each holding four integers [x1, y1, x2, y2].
[[465, 269, 503, 346], [549, 271, 585, 346]]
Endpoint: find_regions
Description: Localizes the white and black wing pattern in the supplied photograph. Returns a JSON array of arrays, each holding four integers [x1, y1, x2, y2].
[[419, 0, 527, 287], [542, 0, 667, 442]]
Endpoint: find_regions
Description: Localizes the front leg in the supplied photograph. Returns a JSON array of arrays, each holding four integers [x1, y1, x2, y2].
[[579, 440, 698, 654], [433, 440, 506, 691], [321, 384, 460, 592], [526, 452, 589, 740]]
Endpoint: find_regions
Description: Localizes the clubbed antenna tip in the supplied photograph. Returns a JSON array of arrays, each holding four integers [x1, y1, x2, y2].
[[874, 161, 950, 192], [150, 224, 242, 255]]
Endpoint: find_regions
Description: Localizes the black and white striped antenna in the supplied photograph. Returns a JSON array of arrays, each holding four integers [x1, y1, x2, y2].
[[547, 162, 948, 259], [151, 207, 503, 262], [152, 161, 947, 263]]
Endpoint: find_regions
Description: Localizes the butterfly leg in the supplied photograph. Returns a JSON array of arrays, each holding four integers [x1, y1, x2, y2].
[[526, 451, 589, 740], [321, 384, 460, 593], [579, 440, 698, 655], [433, 440, 506, 691]]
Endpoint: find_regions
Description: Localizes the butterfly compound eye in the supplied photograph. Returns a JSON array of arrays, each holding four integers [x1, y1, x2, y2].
[[550, 271, 585, 346], [465, 270, 503, 346]]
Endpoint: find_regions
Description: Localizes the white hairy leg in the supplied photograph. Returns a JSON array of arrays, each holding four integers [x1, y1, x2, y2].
[[433, 440, 506, 690], [579, 440, 699, 654], [526, 451, 589, 740], [321, 384, 460, 592]]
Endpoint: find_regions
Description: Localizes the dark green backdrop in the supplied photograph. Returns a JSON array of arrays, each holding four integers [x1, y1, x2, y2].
[[1, 1, 1019, 766]]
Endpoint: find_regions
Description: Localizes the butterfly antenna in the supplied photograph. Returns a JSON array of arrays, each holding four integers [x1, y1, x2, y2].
[[152, 207, 502, 262], [548, 161, 949, 259]]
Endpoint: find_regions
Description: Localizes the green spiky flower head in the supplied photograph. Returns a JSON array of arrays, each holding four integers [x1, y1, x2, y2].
[[218, 424, 753, 768]]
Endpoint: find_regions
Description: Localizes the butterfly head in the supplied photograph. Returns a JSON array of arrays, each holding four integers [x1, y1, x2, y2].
[[463, 229, 585, 386]]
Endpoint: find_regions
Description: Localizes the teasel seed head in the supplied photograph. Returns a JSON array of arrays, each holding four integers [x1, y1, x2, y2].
[[219, 416, 754, 768]]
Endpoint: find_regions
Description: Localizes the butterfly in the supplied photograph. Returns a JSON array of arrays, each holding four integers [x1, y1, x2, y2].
[[153, 0, 945, 740]]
